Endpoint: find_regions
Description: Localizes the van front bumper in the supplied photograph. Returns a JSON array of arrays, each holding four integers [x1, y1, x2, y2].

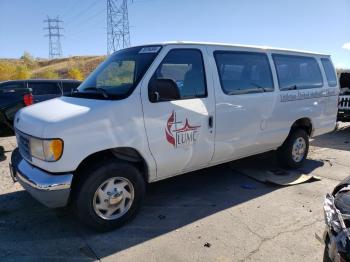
[[10, 151, 73, 208]]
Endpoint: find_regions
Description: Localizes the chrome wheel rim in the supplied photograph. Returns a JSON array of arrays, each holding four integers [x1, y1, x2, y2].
[[93, 177, 134, 220], [292, 137, 306, 163]]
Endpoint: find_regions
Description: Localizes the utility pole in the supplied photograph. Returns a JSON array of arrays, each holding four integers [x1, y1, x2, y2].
[[44, 16, 63, 59], [107, 0, 131, 55]]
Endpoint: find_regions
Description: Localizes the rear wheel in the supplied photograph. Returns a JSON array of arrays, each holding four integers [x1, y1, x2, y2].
[[74, 161, 145, 231], [277, 129, 309, 169]]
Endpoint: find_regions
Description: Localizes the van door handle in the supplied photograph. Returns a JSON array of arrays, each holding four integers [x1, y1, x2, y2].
[[208, 116, 213, 128]]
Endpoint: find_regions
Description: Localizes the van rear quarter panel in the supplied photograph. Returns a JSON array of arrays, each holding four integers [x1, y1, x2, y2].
[[266, 53, 338, 139]]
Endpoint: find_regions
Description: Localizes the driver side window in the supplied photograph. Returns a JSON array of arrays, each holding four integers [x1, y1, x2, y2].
[[148, 49, 207, 102]]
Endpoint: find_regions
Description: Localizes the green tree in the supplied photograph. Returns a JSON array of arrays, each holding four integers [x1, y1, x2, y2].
[[68, 67, 83, 80]]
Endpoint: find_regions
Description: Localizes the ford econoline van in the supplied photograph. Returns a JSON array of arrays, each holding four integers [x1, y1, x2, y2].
[[10, 42, 339, 231]]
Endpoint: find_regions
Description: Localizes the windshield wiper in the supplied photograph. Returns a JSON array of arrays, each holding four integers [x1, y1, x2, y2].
[[285, 85, 299, 91], [250, 82, 268, 92], [83, 87, 110, 98]]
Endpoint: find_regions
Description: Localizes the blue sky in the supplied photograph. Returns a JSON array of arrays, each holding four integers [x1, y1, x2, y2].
[[1, 0, 350, 68]]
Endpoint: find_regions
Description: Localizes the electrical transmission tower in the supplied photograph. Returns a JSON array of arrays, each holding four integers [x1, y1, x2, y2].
[[44, 16, 63, 59], [107, 0, 131, 54]]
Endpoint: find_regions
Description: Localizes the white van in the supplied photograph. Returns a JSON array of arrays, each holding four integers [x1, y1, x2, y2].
[[10, 42, 339, 231]]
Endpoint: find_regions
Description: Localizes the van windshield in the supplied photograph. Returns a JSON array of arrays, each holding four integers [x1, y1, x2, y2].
[[70, 46, 161, 100]]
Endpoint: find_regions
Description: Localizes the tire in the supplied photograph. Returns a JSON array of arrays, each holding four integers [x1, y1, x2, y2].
[[74, 161, 146, 232], [277, 128, 309, 169]]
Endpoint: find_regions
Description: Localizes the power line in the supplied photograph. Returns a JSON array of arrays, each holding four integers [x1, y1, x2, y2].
[[65, 9, 106, 38], [64, 0, 102, 26], [44, 16, 64, 59], [69, 8, 106, 29], [59, 0, 81, 19], [107, 0, 131, 54]]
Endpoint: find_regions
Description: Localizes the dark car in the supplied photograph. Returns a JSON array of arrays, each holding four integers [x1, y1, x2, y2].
[[0, 85, 31, 136], [323, 177, 350, 262], [0, 79, 81, 136]]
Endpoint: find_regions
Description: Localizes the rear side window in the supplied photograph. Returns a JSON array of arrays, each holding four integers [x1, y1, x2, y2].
[[62, 82, 80, 94], [0, 82, 24, 91], [29, 82, 61, 95], [214, 51, 274, 95], [273, 54, 323, 90], [149, 49, 207, 101], [321, 58, 337, 87]]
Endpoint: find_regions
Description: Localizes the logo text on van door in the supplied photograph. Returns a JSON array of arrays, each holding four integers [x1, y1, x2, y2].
[[165, 111, 201, 148], [280, 89, 338, 102]]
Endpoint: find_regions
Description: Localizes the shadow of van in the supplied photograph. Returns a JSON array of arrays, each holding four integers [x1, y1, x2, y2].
[[311, 124, 350, 151], [0, 151, 324, 260]]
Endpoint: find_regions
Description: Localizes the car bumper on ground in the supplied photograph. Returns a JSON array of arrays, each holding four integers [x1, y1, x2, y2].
[[10, 151, 73, 208]]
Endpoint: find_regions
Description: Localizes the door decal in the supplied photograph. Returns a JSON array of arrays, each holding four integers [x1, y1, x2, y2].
[[165, 111, 201, 148]]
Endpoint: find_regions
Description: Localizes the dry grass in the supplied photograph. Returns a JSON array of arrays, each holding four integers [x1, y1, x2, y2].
[[0, 56, 106, 81]]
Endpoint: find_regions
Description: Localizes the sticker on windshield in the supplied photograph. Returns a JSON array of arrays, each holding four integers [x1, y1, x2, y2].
[[139, 46, 161, 54]]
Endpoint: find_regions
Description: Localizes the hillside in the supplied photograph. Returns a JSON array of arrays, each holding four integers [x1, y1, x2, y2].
[[1, 54, 344, 83], [0, 55, 106, 82]]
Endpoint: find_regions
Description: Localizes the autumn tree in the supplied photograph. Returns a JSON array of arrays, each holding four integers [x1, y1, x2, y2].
[[13, 65, 31, 80], [39, 70, 59, 79], [20, 51, 37, 69], [67, 67, 83, 80], [0, 62, 16, 81]]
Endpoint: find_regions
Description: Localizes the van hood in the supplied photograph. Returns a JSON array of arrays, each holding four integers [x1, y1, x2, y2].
[[15, 96, 110, 137]]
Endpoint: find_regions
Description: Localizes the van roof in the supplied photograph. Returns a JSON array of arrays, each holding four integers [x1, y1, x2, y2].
[[136, 41, 329, 56]]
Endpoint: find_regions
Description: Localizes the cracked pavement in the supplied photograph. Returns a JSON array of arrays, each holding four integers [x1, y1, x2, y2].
[[0, 124, 349, 261]]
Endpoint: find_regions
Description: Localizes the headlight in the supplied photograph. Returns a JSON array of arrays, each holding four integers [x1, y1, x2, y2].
[[30, 137, 63, 162]]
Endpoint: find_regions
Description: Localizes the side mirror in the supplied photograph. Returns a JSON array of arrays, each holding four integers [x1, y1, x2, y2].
[[149, 78, 180, 102]]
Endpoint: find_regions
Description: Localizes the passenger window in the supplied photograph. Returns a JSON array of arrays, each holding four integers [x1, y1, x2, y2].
[[321, 58, 337, 87], [29, 83, 61, 95], [149, 49, 207, 102], [273, 54, 323, 90], [214, 51, 274, 95]]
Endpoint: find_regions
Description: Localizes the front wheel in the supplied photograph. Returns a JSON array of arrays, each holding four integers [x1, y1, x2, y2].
[[74, 161, 146, 231], [277, 129, 309, 169]]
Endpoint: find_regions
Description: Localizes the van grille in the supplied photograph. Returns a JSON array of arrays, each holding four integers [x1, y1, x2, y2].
[[339, 95, 350, 109], [16, 130, 32, 162]]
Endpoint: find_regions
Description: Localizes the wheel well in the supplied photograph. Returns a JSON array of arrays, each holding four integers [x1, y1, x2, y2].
[[71, 148, 149, 196], [291, 118, 313, 136]]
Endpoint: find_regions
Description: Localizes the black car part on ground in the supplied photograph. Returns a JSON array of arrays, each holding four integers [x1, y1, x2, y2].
[[324, 176, 350, 261]]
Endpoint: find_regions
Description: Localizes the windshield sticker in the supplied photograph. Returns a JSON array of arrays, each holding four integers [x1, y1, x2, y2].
[[139, 46, 161, 54], [165, 111, 201, 148], [280, 89, 338, 102]]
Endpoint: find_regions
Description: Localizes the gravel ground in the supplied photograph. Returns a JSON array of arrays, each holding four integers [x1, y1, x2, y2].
[[0, 124, 349, 261]]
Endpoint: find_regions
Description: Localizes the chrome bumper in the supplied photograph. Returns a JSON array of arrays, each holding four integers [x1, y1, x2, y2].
[[13, 158, 73, 208]]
